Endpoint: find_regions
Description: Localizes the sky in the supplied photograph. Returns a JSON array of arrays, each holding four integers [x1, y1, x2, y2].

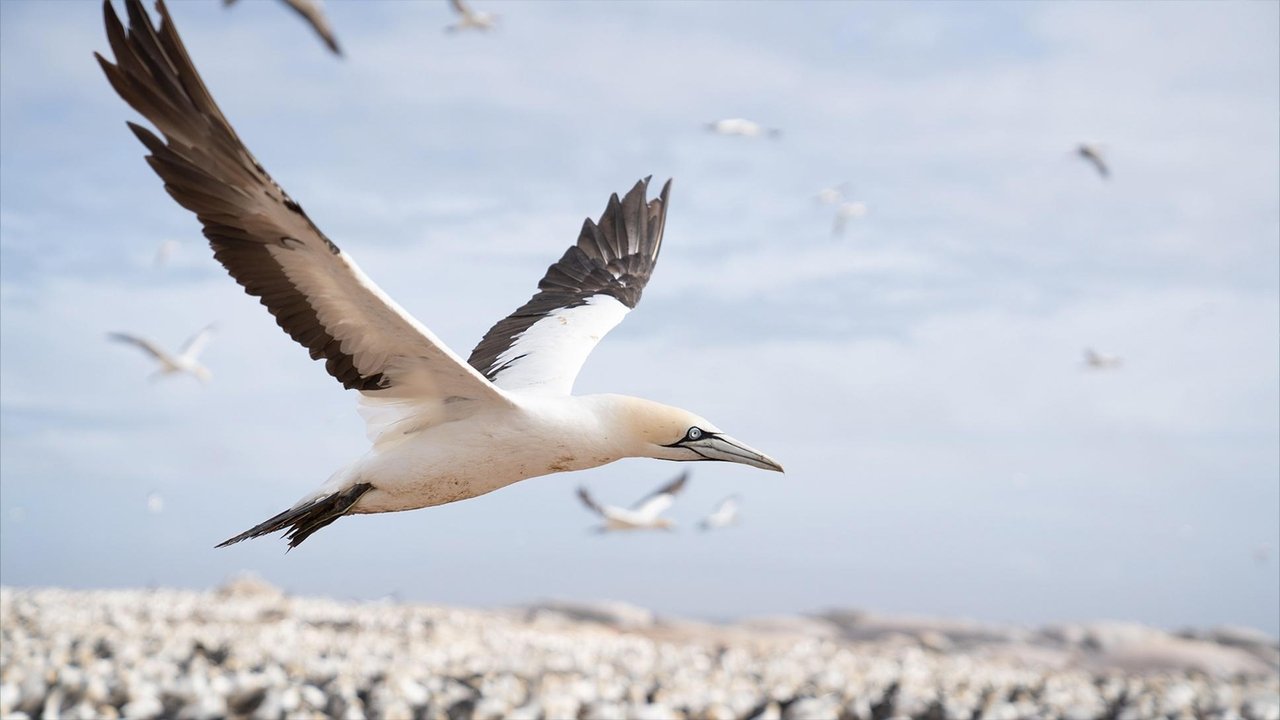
[[1, 0, 1277, 635]]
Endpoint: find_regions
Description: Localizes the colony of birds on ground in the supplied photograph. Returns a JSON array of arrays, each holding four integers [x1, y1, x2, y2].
[[102, 0, 1120, 549]]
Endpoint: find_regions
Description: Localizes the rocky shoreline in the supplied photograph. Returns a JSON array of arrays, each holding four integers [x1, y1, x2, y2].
[[2, 581, 1276, 720]]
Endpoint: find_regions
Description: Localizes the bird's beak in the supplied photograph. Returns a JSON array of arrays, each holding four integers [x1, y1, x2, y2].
[[688, 434, 784, 472]]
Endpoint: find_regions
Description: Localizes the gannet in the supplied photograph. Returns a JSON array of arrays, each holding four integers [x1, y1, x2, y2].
[[698, 495, 740, 531], [832, 200, 868, 237], [577, 472, 688, 532], [1076, 143, 1109, 179], [108, 325, 216, 383], [1082, 347, 1123, 370], [97, 0, 783, 549], [706, 118, 781, 139], [224, 0, 342, 56], [445, 0, 497, 33]]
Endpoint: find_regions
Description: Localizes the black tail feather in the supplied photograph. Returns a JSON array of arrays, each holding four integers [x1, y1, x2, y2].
[[216, 483, 373, 549]]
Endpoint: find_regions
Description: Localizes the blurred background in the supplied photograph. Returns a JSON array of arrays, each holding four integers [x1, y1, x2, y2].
[[1, 0, 1277, 637]]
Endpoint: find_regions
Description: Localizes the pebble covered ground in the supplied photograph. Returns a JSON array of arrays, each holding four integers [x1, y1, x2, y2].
[[2, 580, 1276, 720]]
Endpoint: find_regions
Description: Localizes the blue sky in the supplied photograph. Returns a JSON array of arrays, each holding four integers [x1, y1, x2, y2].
[[1, 0, 1277, 634]]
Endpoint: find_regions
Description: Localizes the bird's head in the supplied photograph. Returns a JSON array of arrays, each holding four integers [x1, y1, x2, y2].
[[603, 396, 784, 473]]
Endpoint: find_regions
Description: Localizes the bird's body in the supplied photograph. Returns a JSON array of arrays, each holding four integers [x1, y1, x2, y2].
[[1083, 348, 1123, 370], [108, 325, 215, 383], [578, 472, 688, 532], [1076, 143, 1109, 179], [99, 0, 782, 549], [445, 0, 496, 33], [698, 495, 739, 531], [224, 0, 342, 56], [706, 118, 780, 139]]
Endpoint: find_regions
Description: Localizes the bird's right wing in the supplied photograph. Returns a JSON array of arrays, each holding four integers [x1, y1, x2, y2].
[[467, 178, 672, 396], [179, 323, 216, 361], [108, 332, 170, 363], [449, 0, 474, 19], [632, 471, 689, 520], [281, 0, 343, 56], [97, 0, 512, 417], [577, 487, 605, 517]]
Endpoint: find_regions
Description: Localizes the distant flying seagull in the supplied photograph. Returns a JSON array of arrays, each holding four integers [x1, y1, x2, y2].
[[1076, 144, 1109, 179], [1082, 348, 1123, 370], [577, 472, 689, 532], [98, 0, 783, 549], [832, 200, 868, 237], [698, 495, 740, 531], [445, 0, 497, 33], [153, 238, 179, 267], [706, 118, 781, 139], [108, 325, 215, 383], [224, 0, 342, 56], [146, 491, 165, 514]]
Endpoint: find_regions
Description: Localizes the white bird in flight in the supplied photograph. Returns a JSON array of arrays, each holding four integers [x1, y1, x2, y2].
[[1083, 348, 1123, 370], [108, 325, 216, 384], [223, 0, 342, 56], [577, 472, 689, 532], [698, 495, 740, 531], [98, 0, 783, 549], [1076, 143, 1109, 179], [706, 118, 781, 139], [445, 0, 497, 33], [832, 200, 868, 237]]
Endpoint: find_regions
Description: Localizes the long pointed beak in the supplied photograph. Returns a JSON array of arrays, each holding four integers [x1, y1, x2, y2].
[[690, 434, 784, 472]]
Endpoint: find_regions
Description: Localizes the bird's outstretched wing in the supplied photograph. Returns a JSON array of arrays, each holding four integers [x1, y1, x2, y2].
[[281, 0, 342, 56], [108, 332, 171, 363], [449, 0, 472, 18], [577, 487, 606, 517], [632, 471, 688, 520], [179, 323, 216, 361], [1078, 145, 1110, 179], [468, 178, 672, 395], [224, 0, 342, 56], [97, 0, 510, 412]]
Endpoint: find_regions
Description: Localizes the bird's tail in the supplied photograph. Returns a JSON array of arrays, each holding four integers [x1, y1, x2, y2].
[[215, 483, 373, 550]]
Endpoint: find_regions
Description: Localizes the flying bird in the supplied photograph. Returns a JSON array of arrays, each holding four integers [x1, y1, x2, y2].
[[445, 0, 497, 33], [1076, 143, 1109, 179], [224, 0, 342, 56], [97, 0, 783, 549], [108, 325, 216, 383], [706, 118, 781, 139], [577, 472, 689, 532], [698, 495, 740, 531], [1082, 348, 1123, 370], [832, 200, 868, 237]]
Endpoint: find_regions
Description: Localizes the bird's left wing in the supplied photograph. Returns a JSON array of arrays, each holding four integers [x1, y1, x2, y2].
[[632, 471, 688, 520], [108, 332, 170, 362], [97, 0, 511, 412], [577, 487, 605, 517], [467, 178, 672, 396]]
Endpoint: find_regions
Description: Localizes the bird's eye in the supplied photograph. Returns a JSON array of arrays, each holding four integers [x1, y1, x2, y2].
[[685, 427, 703, 441]]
